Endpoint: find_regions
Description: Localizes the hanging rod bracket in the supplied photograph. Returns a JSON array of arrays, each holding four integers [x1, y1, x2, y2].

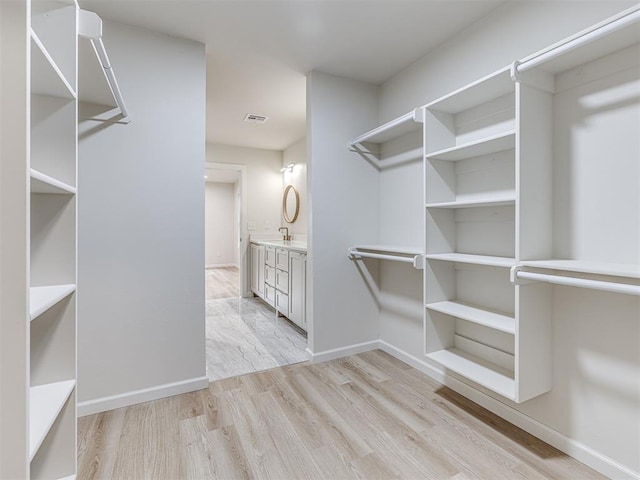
[[78, 9, 102, 39], [510, 265, 533, 285], [78, 9, 130, 120]]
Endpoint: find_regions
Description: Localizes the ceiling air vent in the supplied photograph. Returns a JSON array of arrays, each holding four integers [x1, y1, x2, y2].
[[243, 113, 269, 124]]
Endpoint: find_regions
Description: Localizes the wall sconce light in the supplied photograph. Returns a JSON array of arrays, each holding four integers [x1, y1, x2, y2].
[[280, 162, 295, 173]]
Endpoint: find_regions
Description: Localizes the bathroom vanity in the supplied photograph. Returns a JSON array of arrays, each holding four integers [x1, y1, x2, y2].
[[250, 240, 307, 332]]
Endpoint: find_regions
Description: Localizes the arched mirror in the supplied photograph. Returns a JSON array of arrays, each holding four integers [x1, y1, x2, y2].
[[282, 185, 299, 223]]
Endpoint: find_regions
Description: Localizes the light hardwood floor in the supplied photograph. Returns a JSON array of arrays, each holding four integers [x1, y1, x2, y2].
[[78, 350, 604, 480]]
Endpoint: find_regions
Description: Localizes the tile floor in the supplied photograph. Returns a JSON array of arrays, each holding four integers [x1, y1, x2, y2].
[[205, 267, 308, 381]]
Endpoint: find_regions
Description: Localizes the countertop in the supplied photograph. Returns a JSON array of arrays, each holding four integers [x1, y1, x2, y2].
[[250, 239, 307, 253]]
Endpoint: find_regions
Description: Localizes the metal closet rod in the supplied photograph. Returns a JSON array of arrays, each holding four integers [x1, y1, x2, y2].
[[349, 250, 416, 264], [91, 37, 129, 119], [515, 6, 640, 74], [513, 270, 640, 296]]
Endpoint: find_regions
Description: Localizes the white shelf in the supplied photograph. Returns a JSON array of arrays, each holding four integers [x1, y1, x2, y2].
[[30, 285, 76, 321], [349, 109, 422, 147], [426, 253, 516, 268], [30, 169, 76, 195], [426, 130, 516, 161], [520, 259, 640, 279], [30, 30, 76, 100], [425, 66, 514, 114], [29, 380, 75, 460], [58, 476, 76, 480], [426, 196, 515, 209], [426, 301, 515, 334], [426, 348, 515, 400]]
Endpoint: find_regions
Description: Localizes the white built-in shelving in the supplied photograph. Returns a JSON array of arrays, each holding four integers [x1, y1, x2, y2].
[[348, 108, 424, 170], [423, 5, 640, 403], [0, 0, 81, 478], [423, 62, 545, 403], [510, 5, 640, 298], [347, 109, 426, 272]]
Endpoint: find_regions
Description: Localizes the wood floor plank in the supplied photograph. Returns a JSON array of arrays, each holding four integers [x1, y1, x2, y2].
[[78, 351, 608, 480]]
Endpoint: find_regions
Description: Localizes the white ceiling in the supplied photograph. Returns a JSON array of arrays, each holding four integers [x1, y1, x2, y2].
[[80, 0, 505, 151]]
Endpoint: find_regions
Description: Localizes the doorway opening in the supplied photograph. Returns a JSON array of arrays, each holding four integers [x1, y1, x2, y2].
[[203, 161, 307, 382]]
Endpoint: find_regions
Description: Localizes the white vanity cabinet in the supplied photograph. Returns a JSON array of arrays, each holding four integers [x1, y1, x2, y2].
[[250, 241, 307, 332]]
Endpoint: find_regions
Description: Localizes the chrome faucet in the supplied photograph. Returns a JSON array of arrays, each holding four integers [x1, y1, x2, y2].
[[278, 227, 291, 241]]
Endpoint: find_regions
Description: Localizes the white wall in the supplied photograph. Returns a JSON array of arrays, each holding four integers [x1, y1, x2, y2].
[[77, 21, 206, 413], [204, 182, 237, 267], [307, 71, 380, 355], [207, 144, 282, 236], [282, 138, 307, 236], [372, 1, 639, 476]]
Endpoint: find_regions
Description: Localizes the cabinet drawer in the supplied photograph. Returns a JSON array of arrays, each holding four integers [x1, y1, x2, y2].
[[265, 246, 276, 267], [265, 265, 275, 286], [275, 269, 289, 293], [264, 284, 275, 307], [276, 290, 289, 317], [276, 248, 289, 271]]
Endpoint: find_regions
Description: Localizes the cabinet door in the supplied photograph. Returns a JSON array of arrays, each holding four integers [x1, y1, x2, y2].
[[276, 291, 289, 317], [250, 244, 259, 293], [276, 248, 289, 271], [276, 268, 288, 294], [288, 252, 306, 330], [265, 246, 276, 267], [265, 265, 275, 287], [257, 245, 265, 296]]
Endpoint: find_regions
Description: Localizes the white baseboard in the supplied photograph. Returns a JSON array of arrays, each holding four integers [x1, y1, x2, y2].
[[377, 341, 639, 480], [307, 340, 378, 364], [77, 376, 209, 417], [205, 263, 238, 269]]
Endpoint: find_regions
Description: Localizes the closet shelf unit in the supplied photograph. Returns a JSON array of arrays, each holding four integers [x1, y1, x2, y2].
[[348, 245, 425, 270], [29, 0, 80, 478], [423, 63, 547, 403], [423, 4, 640, 403], [348, 108, 424, 170]]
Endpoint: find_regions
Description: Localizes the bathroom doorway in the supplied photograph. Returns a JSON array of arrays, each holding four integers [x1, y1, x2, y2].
[[204, 162, 247, 299]]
